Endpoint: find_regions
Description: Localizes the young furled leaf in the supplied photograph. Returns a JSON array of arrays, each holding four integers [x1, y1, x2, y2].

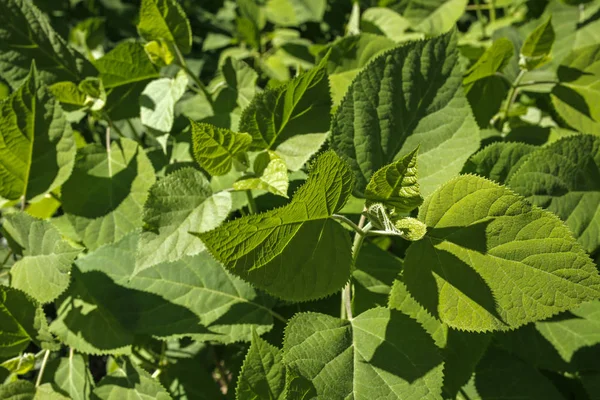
[[364, 147, 422, 213], [61, 138, 156, 250], [0, 64, 76, 202], [233, 151, 290, 198], [137, 0, 192, 54], [0, 0, 96, 89], [331, 29, 480, 197], [282, 308, 444, 399], [520, 17, 555, 70], [2, 212, 80, 304], [365, 203, 426, 241], [140, 71, 188, 133], [137, 167, 232, 272], [92, 358, 172, 399], [237, 331, 286, 400], [191, 121, 252, 176], [403, 174, 600, 332], [0, 286, 38, 358], [195, 150, 354, 301]]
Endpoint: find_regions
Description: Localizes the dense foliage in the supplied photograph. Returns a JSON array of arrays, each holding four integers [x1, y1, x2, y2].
[[1, 0, 600, 398]]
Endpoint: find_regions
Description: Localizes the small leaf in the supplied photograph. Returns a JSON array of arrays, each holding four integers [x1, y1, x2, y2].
[[282, 308, 445, 399], [265, 0, 326, 27], [95, 41, 159, 89], [234, 151, 289, 198], [141, 71, 188, 133], [137, 0, 192, 54], [463, 38, 514, 87], [144, 40, 175, 66], [0, 286, 37, 358], [0, 353, 35, 375], [92, 358, 172, 399], [403, 174, 600, 332], [191, 121, 252, 176], [0, 64, 76, 201], [237, 331, 286, 400], [520, 17, 555, 70], [2, 212, 80, 303], [137, 167, 232, 272], [196, 150, 354, 301], [238, 55, 331, 150], [364, 147, 423, 213], [360, 8, 411, 41]]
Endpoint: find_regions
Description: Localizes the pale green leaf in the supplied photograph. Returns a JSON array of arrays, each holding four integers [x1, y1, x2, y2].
[[3, 212, 80, 303], [137, 0, 192, 54], [0, 0, 96, 89], [520, 17, 555, 70], [41, 355, 95, 400], [462, 141, 538, 184], [364, 147, 422, 213], [95, 41, 159, 89], [0, 353, 35, 375], [403, 174, 600, 332], [61, 138, 156, 250], [389, 0, 468, 35], [34, 384, 70, 400], [238, 56, 331, 150], [0, 64, 76, 201], [282, 308, 444, 399], [551, 44, 600, 135], [0, 380, 35, 400], [191, 121, 252, 176], [331, 29, 480, 198], [233, 151, 289, 198], [360, 8, 410, 41], [463, 38, 514, 87], [273, 132, 329, 171], [137, 167, 232, 272], [264, 0, 326, 27], [0, 286, 37, 358], [508, 135, 600, 255], [236, 330, 286, 400], [92, 358, 172, 400], [196, 150, 354, 301], [141, 71, 188, 133]]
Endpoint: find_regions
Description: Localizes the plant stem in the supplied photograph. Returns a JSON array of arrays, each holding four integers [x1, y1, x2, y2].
[[341, 213, 369, 320], [245, 190, 258, 214], [502, 69, 526, 121], [105, 124, 112, 177], [1, 250, 13, 267], [35, 350, 50, 387], [173, 43, 214, 106], [489, 0, 497, 23], [473, 0, 487, 37], [331, 214, 367, 236], [516, 80, 558, 87]]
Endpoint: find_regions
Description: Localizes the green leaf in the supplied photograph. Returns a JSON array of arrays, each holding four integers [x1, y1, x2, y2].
[[95, 41, 159, 89], [520, 17, 555, 70], [463, 38, 514, 88], [2, 212, 80, 303], [34, 384, 70, 400], [0, 64, 76, 201], [0, 380, 35, 400], [507, 135, 600, 255], [388, 0, 468, 35], [237, 330, 286, 400], [0, 353, 35, 375], [364, 147, 423, 213], [209, 57, 258, 111], [196, 150, 354, 301], [137, 0, 192, 54], [92, 358, 172, 400], [273, 132, 329, 171], [0, 286, 37, 358], [264, 0, 326, 27], [41, 355, 94, 400], [360, 8, 411, 41], [282, 308, 444, 399], [551, 44, 600, 135], [403, 174, 600, 332], [191, 121, 252, 176], [233, 151, 289, 198], [140, 71, 188, 133], [0, 0, 96, 89], [137, 167, 232, 272], [61, 138, 156, 250], [238, 56, 331, 151], [331, 29, 480, 198], [462, 141, 538, 184]]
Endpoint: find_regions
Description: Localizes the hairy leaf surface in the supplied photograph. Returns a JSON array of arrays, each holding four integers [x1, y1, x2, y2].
[[463, 141, 538, 184]]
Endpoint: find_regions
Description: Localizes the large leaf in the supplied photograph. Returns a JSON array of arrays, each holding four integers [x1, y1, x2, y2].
[[137, 167, 232, 272], [137, 0, 192, 54], [0, 65, 76, 201], [92, 358, 171, 400], [0, 286, 37, 358], [462, 141, 538, 184], [0, 0, 96, 89], [331, 29, 480, 197], [61, 138, 156, 250], [508, 135, 600, 255], [282, 308, 444, 399], [403, 174, 600, 332], [140, 71, 188, 133], [236, 330, 286, 400], [41, 355, 95, 400], [238, 55, 331, 151], [264, 0, 326, 27], [196, 150, 354, 301], [2, 212, 80, 303], [551, 44, 600, 135]]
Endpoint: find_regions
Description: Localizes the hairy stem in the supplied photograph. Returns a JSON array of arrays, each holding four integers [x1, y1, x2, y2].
[[502, 69, 526, 122], [341, 213, 370, 320], [331, 214, 368, 236], [35, 350, 50, 387]]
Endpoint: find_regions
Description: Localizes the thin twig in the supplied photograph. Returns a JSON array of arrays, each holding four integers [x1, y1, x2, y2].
[[245, 190, 258, 215], [331, 214, 367, 236], [35, 350, 50, 387], [502, 69, 526, 122], [173, 43, 214, 106], [105, 125, 112, 177], [341, 213, 370, 320]]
